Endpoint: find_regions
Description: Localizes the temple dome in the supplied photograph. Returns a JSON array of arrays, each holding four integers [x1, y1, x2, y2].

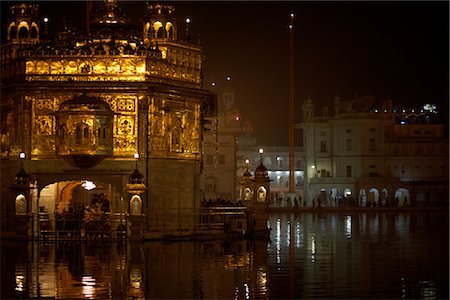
[[254, 162, 268, 178], [129, 168, 144, 185]]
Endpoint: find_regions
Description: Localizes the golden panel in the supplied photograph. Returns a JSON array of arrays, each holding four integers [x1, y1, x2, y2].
[[35, 99, 53, 111], [50, 61, 63, 74], [117, 99, 135, 112], [114, 136, 136, 153], [79, 61, 92, 74], [135, 60, 145, 74], [65, 61, 78, 74], [93, 60, 106, 74], [117, 116, 134, 135], [122, 60, 135, 74], [32, 115, 55, 154], [35, 115, 53, 135], [36, 61, 49, 74], [26, 61, 35, 73], [108, 60, 121, 74]]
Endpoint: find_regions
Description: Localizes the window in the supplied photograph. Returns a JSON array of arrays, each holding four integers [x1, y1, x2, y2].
[[76, 126, 82, 143], [218, 154, 225, 165], [346, 165, 352, 177], [369, 165, 376, 177], [346, 129, 352, 134], [205, 154, 213, 165], [60, 125, 65, 138], [320, 141, 327, 152], [346, 139, 352, 151], [369, 138, 375, 151]]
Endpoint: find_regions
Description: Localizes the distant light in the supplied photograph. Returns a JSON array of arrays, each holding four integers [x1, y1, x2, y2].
[[43, 17, 49, 23], [311, 165, 315, 169], [82, 180, 96, 191], [226, 76, 231, 81], [235, 116, 240, 121], [423, 103, 436, 112], [288, 24, 293, 29], [259, 148, 264, 154], [290, 13, 295, 18], [276, 156, 280, 161], [185, 18, 191, 24], [400, 121, 406, 125], [19, 152, 25, 159], [245, 159, 249, 164], [134, 153, 139, 159], [211, 82, 216, 86], [374, 109, 378, 113]]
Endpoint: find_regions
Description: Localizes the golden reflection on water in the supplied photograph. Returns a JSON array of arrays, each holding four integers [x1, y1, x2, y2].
[[3, 212, 448, 299]]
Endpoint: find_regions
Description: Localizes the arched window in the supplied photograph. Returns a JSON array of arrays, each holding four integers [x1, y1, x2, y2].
[[15, 194, 27, 215], [257, 186, 267, 202], [102, 127, 106, 139], [130, 195, 142, 215], [9, 25, 17, 39], [83, 127, 89, 138], [30, 26, 38, 38], [97, 128, 101, 139], [19, 26, 28, 39], [75, 125, 82, 143], [157, 27, 165, 38]]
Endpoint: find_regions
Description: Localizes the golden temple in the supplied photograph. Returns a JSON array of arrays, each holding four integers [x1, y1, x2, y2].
[[1, 1, 220, 240]]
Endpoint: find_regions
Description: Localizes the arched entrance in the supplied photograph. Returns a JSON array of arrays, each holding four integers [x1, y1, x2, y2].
[[36, 180, 127, 239], [368, 188, 379, 207], [394, 188, 410, 207]]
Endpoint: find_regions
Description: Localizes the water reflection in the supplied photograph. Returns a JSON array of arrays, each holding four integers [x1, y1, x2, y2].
[[1, 212, 448, 299]]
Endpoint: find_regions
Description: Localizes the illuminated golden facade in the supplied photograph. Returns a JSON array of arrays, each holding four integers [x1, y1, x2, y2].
[[1, 1, 217, 240]]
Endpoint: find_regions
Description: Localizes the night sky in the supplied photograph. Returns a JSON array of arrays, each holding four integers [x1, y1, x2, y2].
[[1, 1, 449, 145]]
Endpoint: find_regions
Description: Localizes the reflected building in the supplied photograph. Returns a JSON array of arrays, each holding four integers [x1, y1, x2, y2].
[[299, 95, 449, 207], [0, 1, 217, 240], [201, 77, 243, 201]]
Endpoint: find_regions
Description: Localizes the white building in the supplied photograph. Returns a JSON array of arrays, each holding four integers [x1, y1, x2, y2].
[[300, 95, 448, 207]]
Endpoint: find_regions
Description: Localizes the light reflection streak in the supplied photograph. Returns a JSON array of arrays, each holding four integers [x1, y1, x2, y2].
[[276, 218, 281, 264], [82, 275, 96, 299], [15, 275, 24, 292], [311, 234, 316, 263], [346, 215, 352, 239], [244, 282, 250, 299], [286, 220, 290, 246], [296, 221, 301, 248]]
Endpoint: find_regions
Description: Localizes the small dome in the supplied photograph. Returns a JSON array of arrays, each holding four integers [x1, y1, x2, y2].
[[14, 168, 31, 185], [242, 169, 252, 178], [255, 161, 268, 178], [129, 168, 144, 185]]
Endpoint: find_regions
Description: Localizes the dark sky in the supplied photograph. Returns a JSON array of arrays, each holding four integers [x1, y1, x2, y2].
[[1, 1, 449, 145]]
